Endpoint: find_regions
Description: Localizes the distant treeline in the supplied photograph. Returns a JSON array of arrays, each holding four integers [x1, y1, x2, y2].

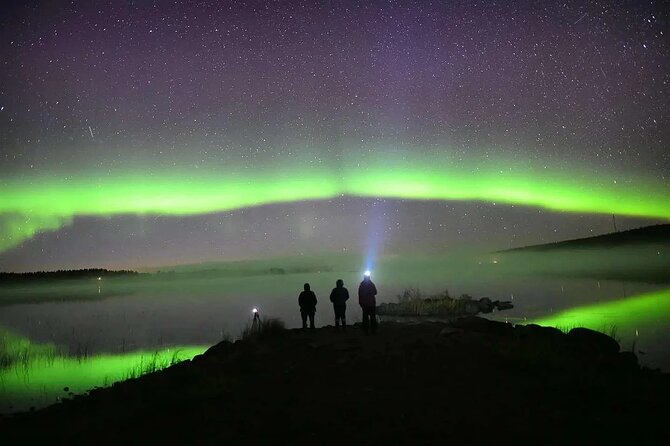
[[0, 269, 141, 283], [0, 264, 332, 284], [154, 265, 333, 278]]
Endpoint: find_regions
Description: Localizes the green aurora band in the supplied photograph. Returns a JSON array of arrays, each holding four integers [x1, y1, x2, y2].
[[2, 158, 669, 252]]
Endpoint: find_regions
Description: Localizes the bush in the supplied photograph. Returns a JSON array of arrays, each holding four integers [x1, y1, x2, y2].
[[397, 287, 423, 302]]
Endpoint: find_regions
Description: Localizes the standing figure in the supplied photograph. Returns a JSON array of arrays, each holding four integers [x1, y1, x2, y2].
[[329, 279, 350, 329], [358, 273, 378, 333], [298, 283, 317, 330]]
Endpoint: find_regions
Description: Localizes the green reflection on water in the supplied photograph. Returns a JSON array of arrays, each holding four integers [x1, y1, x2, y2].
[[0, 344, 207, 411], [531, 288, 670, 337]]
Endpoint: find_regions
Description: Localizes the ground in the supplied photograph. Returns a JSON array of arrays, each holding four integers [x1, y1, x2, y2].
[[1, 317, 669, 444]]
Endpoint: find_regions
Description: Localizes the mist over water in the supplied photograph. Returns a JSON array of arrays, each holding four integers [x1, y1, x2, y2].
[[1, 244, 668, 411], [1, 247, 668, 353]]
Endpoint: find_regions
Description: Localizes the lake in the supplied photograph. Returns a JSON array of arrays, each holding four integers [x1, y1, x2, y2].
[[1, 249, 668, 412]]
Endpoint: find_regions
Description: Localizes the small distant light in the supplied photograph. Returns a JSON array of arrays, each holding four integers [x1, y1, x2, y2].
[[252, 308, 258, 314], [97, 277, 102, 281], [364, 270, 371, 277], [492, 260, 498, 264]]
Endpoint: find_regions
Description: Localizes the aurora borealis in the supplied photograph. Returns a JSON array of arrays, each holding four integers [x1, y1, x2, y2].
[[2, 158, 670, 254], [1, 0, 668, 270], [4, 0, 670, 427]]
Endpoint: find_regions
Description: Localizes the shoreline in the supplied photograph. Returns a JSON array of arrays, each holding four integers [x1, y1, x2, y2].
[[1, 316, 668, 443]]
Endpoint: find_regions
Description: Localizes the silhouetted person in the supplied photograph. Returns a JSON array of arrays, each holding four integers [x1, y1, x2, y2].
[[358, 274, 378, 333], [298, 283, 317, 330], [329, 279, 350, 329]]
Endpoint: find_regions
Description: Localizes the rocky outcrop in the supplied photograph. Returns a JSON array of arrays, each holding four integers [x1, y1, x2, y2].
[[1, 318, 666, 445], [566, 327, 620, 356], [377, 296, 513, 317], [451, 315, 515, 335]]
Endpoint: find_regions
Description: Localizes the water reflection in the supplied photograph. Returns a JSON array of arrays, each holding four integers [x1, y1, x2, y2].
[[0, 250, 668, 411], [0, 344, 207, 413], [529, 288, 670, 370]]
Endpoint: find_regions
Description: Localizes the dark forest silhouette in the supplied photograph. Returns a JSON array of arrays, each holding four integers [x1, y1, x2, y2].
[[0, 269, 140, 283]]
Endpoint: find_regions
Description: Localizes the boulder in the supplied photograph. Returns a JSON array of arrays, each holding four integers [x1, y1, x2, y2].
[[566, 327, 620, 356], [616, 351, 639, 371], [463, 302, 480, 315], [515, 324, 564, 341], [451, 316, 514, 336], [438, 327, 464, 337], [202, 341, 234, 358], [495, 301, 514, 311], [477, 297, 494, 313]]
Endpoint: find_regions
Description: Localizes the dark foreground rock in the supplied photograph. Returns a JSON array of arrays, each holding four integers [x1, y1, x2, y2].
[[1, 318, 669, 444]]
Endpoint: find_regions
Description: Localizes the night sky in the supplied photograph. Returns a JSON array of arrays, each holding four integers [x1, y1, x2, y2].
[[0, 0, 668, 272]]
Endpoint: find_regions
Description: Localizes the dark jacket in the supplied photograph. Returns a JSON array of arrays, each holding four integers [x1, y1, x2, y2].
[[329, 286, 350, 306], [358, 280, 377, 307], [298, 290, 317, 311]]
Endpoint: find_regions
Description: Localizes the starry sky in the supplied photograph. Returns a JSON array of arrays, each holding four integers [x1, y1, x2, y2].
[[0, 0, 668, 272]]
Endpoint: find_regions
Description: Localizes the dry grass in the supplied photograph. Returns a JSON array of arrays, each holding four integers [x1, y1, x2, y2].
[[240, 317, 286, 340]]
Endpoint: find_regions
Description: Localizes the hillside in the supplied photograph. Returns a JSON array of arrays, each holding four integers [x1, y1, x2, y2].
[[501, 223, 670, 252]]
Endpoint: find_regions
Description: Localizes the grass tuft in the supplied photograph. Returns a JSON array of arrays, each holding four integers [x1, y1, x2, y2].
[[241, 317, 286, 340], [0, 327, 59, 370], [123, 349, 188, 380]]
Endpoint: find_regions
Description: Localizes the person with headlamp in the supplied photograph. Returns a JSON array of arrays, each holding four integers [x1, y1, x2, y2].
[[358, 271, 378, 333]]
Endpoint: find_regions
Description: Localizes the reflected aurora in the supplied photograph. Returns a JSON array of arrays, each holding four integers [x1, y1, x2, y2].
[[531, 288, 670, 339], [0, 345, 207, 411]]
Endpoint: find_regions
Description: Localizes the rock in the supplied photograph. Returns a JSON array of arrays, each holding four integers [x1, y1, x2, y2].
[[202, 341, 234, 358], [616, 351, 639, 371], [566, 327, 620, 356], [477, 297, 494, 313], [378, 295, 513, 318], [495, 301, 514, 311], [515, 324, 564, 341], [463, 302, 480, 315], [451, 316, 514, 336], [439, 327, 463, 337]]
